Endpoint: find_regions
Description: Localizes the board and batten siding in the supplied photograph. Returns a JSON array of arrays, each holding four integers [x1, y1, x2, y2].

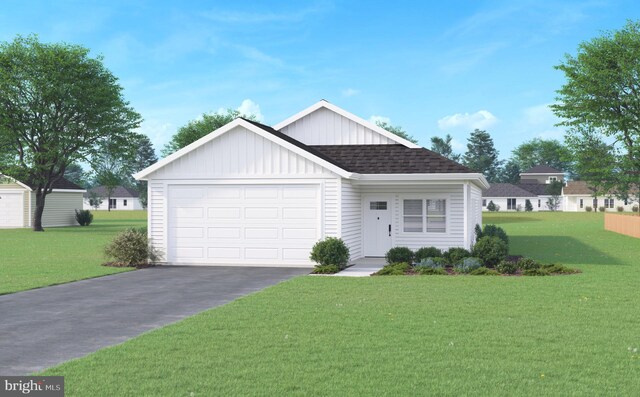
[[279, 107, 397, 145], [0, 183, 29, 227], [469, 184, 483, 247], [359, 184, 466, 251], [30, 191, 82, 227], [341, 179, 362, 260]]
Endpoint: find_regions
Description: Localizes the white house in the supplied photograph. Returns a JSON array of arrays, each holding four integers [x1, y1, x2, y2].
[[83, 186, 143, 210], [0, 175, 85, 228], [134, 100, 489, 267], [482, 165, 564, 211], [563, 181, 639, 212]]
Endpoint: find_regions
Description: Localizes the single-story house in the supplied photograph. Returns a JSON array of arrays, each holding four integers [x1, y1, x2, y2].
[[562, 181, 639, 212], [83, 185, 143, 210], [0, 175, 85, 228], [134, 100, 489, 267], [483, 165, 564, 211]]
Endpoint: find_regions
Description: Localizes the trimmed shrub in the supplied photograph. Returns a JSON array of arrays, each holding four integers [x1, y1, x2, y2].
[[518, 257, 542, 271], [523, 268, 550, 276], [75, 209, 93, 226], [480, 224, 509, 246], [414, 246, 443, 262], [496, 260, 518, 274], [541, 263, 580, 274], [487, 201, 496, 211], [617, 206, 624, 212], [311, 264, 340, 274], [444, 247, 472, 264], [585, 206, 593, 212], [524, 199, 533, 212], [474, 224, 483, 240], [472, 236, 508, 268], [310, 237, 350, 269], [415, 267, 447, 275], [375, 262, 411, 276], [416, 257, 447, 269], [454, 257, 483, 273], [598, 206, 606, 212], [633, 205, 639, 212], [104, 228, 158, 266], [469, 267, 500, 276], [385, 247, 414, 264]]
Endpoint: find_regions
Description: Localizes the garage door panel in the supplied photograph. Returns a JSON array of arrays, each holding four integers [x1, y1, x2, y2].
[[0, 193, 23, 228], [169, 184, 320, 265], [170, 187, 205, 199]]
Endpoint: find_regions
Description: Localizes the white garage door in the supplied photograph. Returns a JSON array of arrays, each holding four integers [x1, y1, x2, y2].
[[168, 184, 321, 266], [0, 192, 24, 228]]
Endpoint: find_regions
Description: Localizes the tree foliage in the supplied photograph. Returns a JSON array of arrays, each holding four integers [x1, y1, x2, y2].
[[512, 138, 573, 175], [496, 159, 521, 184], [162, 109, 256, 156], [375, 120, 418, 144], [430, 134, 460, 162], [131, 134, 157, 208], [552, 20, 640, 201], [0, 35, 141, 230], [462, 129, 502, 182], [63, 163, 90, 188]]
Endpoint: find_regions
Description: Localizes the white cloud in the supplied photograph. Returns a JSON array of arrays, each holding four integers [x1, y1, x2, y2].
[[520, 103, 564, 140], [438, 110, 497, 131], [341, 88, 359, 97], [450, 138, 466, 152], [135, 120, 175, 155], [368, 115, 391, 125], [236, 99, 264, 122]]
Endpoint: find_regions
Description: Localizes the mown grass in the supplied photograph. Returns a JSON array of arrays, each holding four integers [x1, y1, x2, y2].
[[0, 211, 146, 295], [42, 212, 640, 396]]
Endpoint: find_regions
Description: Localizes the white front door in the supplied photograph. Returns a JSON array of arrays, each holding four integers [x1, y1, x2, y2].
[[363, 196, 392, 257]]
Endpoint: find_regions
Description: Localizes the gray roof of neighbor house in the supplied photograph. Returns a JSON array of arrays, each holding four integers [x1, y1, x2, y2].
[[242, 118, 474, 174], [517, 183, 549, 196], [85, 185, 139, 198], [563, 181, 594, 195], [521, 165, 563, 174], [483, 183, 538, 198], [8, 176, 84, 190]]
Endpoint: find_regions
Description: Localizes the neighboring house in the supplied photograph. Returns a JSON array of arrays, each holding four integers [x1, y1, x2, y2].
[[562, 181, 639, 212], [482, 165, 564, 211], [134, 100, 489, 267], [0, 175, 85, 228], [83, 186, 143, 210]]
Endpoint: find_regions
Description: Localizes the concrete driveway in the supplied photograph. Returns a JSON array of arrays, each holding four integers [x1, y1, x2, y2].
[[0, 266, 308, 375]]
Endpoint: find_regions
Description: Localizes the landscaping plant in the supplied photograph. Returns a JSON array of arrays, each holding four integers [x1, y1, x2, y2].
[[443, 247, 471, 264], [375, 262, 411, 276], [385, 247, 414, 264], [104, 228, 158, 267], [472, 236, 508, 267], [74, 209, 93, 226], [310, 237, 350, 271], [454, 257, 483, 273], [414, 246, 443, 262]]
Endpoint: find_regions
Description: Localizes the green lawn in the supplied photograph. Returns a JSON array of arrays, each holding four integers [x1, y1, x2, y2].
[[0, 211, 146, 295], [41, 212, 640, 396]]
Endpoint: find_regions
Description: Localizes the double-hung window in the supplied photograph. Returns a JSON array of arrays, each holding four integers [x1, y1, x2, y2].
[[403, 199, 446, 233], [507, 198, 516, 210]]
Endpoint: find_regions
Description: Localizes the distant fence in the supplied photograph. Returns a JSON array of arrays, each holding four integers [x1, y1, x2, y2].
[[604, 213, 640, 238]]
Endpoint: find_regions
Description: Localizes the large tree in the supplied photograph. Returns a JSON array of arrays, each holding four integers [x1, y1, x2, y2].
[[91, 140, 136, 212], [552, 20, 640, 201], [375, 120, 419, 145], [63, 163, 90, 189], [0, 35, 141, 230], [512, 138, 573, 175], [430, 134, 460, 162], [496, 159, 521, 184], [462, 129, 502, 182], [162, 109, 256, 156], [131, 134, 158, 207]]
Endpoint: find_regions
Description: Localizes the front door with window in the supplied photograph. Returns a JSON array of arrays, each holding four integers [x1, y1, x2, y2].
[[363, 196, 392, 257]]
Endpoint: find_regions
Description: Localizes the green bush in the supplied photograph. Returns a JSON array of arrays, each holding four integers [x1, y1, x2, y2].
[[522, 268, 550, 276], [487, 201, 497, 211], [633, 205, 639, 212], [541, 263, 580, 274], [617, 206, 624, 212], [472, 236, 508, 268], [598, 206, 606, 212], [310, 237, 350, 269], [415, 267, 447, 275], [415, 257, 447, 269], [385, 247, 414, 264], [474, 224, 483, 241], [480, 224, 509, 246], [585, 206, 593, 212], [469, 267, 500, 276], [375, 262, 411, 276], [454, 257, 483, 273], [104, 228, 158, 266], [525, 199, 533, 212], [414, 246, 443, 262], [496, 260, 518, 274], [311, 264, 340, 274], [518, 257, 542, 271], [74, 209, 93, 226], [444, 247, 471, 264]]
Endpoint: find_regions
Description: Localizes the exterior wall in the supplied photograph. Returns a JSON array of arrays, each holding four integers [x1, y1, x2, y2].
[[279, 107, 397, 145], [563, 195, 639, 212], [469, 184, 483, 246], [340, 179, 363, 260], [358, 184, 466, 252], [0, 182, 30, 227], [83, 197, 142, 210], [519, 173, 564, 184], [30, 191, 82, 227], [482, 197, 544, 212]]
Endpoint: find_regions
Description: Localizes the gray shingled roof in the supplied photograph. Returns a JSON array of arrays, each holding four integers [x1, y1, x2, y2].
[[18, 176, 83, 190], [521, 165, 563, 174], [517, 183, 548, 196], [85, 185, 139, 198], [483, 183, 538, 198]]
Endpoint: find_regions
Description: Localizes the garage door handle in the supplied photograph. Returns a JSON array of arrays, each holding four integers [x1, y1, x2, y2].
[[388, 224, 391, 236]]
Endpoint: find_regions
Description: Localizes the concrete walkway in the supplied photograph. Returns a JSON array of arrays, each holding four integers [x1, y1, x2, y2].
[[0, 266, 308, 375], [334, 258, 386, 277]]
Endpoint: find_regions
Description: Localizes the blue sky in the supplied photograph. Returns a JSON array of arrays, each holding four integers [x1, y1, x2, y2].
[[2, 0, 639, 159]]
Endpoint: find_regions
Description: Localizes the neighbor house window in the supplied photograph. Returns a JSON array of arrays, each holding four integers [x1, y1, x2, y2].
[[538, 199, 541, 208], [402, 199, 446, 233], [124, 199, 128, 206], [482, 199, 486, 207], [549, 176, 557, 182], [507, 198, 516, 210], [579, 199, 583, 209], [604, 198, 614, 208], [109, 199, 117, 209]]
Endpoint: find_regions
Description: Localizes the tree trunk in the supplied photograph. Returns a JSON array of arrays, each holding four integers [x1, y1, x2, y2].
[[33, 189, 47, 232], [108, 194, 111, 212]]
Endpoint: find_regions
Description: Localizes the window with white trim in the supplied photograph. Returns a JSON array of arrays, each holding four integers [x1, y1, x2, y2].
[[402, 199, 446, 233], [579, 199, 583, 209], [482, 199, 487, 207], [507, 198, 516, 210]]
